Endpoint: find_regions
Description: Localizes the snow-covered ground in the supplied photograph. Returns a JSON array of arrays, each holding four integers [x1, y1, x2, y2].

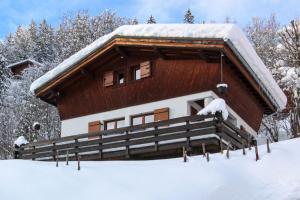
[[1, 138, 300, 200]]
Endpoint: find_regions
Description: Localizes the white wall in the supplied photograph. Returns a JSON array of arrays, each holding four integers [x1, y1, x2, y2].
[[61, 91, 256, 137]]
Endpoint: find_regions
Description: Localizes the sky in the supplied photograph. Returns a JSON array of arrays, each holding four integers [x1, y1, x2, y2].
[[0, 0, 299, 39]]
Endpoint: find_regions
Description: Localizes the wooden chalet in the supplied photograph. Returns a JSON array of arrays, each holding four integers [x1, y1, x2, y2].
[[6, 59, 42, 76], [18, 24, 286, 161]]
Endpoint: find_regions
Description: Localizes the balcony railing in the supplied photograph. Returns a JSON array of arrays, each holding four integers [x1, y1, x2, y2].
[[15, 113, 254, 161]]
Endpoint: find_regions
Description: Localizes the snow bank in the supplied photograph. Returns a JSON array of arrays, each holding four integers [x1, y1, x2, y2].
[[198, 98, 229, 120], [2, 138, 300, 200], [14, 136, 28, 147], [29, 24, 286, 110]]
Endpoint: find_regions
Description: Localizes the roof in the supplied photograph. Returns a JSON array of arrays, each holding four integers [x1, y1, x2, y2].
[[30, 24, 287, 110], [6, 59, 43, 69]]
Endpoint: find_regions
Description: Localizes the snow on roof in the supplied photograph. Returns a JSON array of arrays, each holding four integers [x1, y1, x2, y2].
[[30, 24, 286, 110], [2, 138, 300, 200], [6, 59, 43, 69], [198, 98, 229, 120]]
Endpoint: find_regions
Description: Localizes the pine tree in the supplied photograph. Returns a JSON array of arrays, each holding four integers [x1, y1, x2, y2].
[[131, 18, 139, 25], [184, 9, 194, 24], [0, 10, 135, 158], [147, 15, 156, 24], [36, 19, 55, 64]]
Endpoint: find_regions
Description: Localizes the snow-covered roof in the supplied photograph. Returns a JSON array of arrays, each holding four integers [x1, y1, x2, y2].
[[30, 24, 287, 110], [6, 59, 43, 69]]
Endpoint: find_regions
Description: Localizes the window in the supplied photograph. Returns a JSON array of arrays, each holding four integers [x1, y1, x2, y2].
[[131, 112, 154, 126], [103, 71, 114, 87], [130, 108, 169, 126], [132, 66, 141, 80], [117, 71, 125, 85], [104, 118, 125, 130]]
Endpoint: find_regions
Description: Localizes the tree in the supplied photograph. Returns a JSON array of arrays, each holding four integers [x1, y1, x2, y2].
[[246, 14, 300, 141], [147, 15, 156, 24], [0, 10, 135, 159], [184, 9, 194, 24], [277, 19, 300, 137]]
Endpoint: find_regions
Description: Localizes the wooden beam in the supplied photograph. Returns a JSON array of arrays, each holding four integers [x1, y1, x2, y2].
[[80, 68, 94, 79], [153, 47, 167, 59], [115, 46, 129, 58], [198, 49, 208, 60]]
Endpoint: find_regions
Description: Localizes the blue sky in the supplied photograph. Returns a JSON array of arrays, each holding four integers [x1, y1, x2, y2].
[[0, 0, 299, 39]]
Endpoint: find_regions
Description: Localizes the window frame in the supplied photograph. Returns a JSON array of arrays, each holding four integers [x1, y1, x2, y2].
[[130, 112, 154, 126], [104, 117, 126, 130], [132, 65, 141, 81], [116, 70, 125, 85]]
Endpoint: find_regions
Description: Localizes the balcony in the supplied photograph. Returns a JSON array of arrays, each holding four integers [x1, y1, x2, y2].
[[15, 112, 254, 161]]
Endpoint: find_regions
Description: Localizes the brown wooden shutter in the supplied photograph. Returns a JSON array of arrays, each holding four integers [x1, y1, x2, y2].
[[154, 108, 169, 122], [103, 71, 114, 87], [140, 61, 151, 78], [88, 121, 101, 139]]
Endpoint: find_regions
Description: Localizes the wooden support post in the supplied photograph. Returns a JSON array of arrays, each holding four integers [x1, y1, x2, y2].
[[183, 146, 187, 162], [248, 135, 252, 150], [125, 131, 130, 159], [56, 150, 59, 167], [202, 143, 206, 157], [226, 143, 230, 159], [32, 146, 36, 161], [255, 141, 259, 161], [186, 121, 191, 152], [99, 134, 103, 159], [206, 152, 210, 162], [77, 154, 81, 171], [219, 138, 223, 154], [267, 139, 271, 153], [154, 126, 159, 151], [52, 143, 57, 161], [75, 139, 78, 161], [66, 150, 69, 165], [242, 141, 246, 155]]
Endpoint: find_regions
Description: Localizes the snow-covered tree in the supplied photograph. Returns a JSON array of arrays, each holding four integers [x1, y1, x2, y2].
[[0, 10, 135, 159], [277, 19, 300, 137], [184, 9, 194, 24], [147, 15, 156, 24], [246, 14, 300, 140]]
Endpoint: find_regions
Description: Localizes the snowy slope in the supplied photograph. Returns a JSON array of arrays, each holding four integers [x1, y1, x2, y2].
[[1, 138, 300, 200], [30, 24, 286, 110]]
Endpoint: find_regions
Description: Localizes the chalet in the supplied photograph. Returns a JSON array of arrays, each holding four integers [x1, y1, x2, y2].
[[23, 24, 287, 160], [6, 59, 42, 76]]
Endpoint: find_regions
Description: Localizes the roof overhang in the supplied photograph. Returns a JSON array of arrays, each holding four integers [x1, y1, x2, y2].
[[32, 37, 277, 113]]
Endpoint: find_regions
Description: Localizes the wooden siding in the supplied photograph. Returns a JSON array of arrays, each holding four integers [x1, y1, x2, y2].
[[57, 55, 265, 131]]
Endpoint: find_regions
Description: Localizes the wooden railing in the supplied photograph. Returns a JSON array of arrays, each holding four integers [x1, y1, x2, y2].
[[15, 113, 254, 161]]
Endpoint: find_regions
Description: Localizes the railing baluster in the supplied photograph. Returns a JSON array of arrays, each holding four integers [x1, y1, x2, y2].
[[154, 126, 158, 151], [32, 146, 36, 161], [52, 143, 56, 161], [125, 130, 130, 158], [186, 120, 191, 152]]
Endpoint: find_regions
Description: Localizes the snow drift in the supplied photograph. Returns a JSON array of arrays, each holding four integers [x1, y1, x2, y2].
[[1, 138, 300, 200], [198, 98, 229, 120]]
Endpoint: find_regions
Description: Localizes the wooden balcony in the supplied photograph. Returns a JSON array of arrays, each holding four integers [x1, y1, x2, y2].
[[15, 113, 254, 161]]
